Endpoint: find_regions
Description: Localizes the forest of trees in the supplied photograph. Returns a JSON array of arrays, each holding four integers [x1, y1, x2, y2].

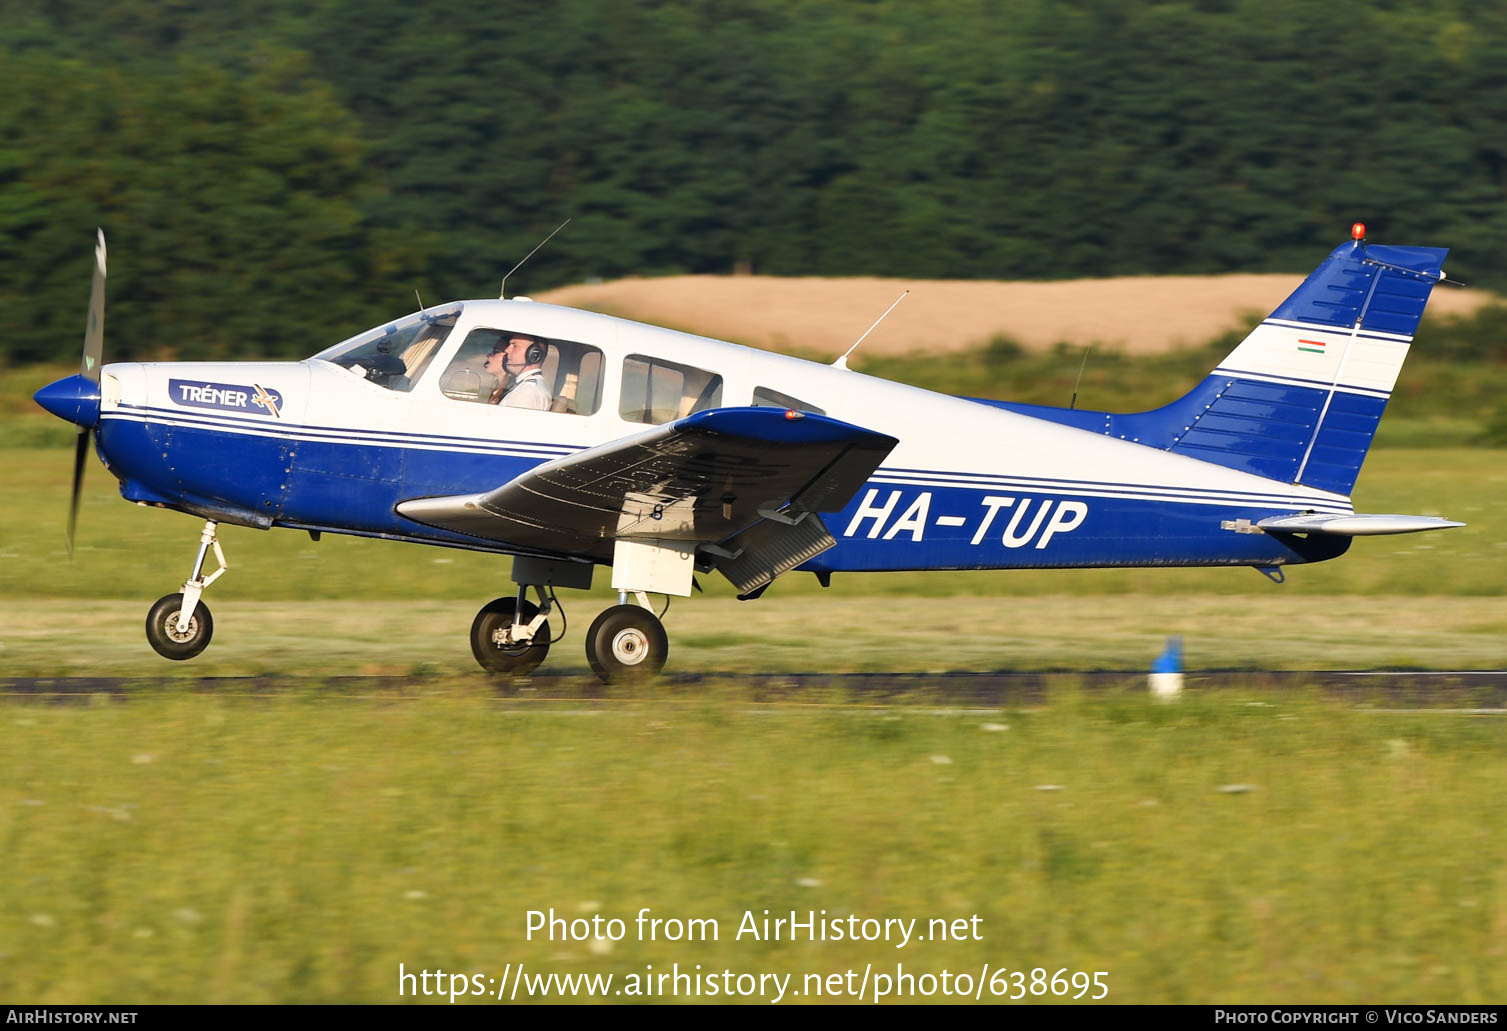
[[4, 0, 1507, 362]]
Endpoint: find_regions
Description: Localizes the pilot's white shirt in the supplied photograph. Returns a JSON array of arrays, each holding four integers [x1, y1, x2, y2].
[[501, 368, 552, 410]]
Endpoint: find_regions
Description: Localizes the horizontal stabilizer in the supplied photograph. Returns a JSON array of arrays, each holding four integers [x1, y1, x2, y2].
[[1256, 513, 1464, 536]]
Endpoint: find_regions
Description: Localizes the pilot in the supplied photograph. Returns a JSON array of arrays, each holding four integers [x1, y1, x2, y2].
[[484, 333, 552, 410]]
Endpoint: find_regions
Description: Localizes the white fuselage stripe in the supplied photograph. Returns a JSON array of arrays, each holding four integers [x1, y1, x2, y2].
[[103, 407, 576, 460], [867, 475, 1350, 513]]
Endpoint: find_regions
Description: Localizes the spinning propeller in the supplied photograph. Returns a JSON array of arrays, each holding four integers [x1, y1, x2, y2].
[[33, 230, 107, 555]]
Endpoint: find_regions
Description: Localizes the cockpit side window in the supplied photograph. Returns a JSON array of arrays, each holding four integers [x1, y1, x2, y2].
[[619, 355, 723, 425], [752, 386, 825, 415], [439, 329, 603, 415], [312, 306, 460, 392]]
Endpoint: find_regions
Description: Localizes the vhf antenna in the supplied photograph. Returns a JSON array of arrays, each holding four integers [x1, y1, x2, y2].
[[500, 218, 571, 300], [833, 289, 909, 369], [1069, 344, 1092, 409]]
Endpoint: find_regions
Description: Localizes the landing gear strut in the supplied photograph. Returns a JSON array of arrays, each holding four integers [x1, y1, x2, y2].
[[145, 520, 225, 660], [584, 596, 668, 683], [471, 585, 553, 676]]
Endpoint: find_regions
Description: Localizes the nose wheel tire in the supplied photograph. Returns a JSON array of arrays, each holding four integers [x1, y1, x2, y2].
[[585, 604, 668, 683], [145, 593, 214, 660], [470, 597, 551, 676]]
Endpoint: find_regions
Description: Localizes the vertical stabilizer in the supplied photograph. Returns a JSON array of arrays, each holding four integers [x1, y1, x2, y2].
[[1177, 236, 1447, 495], [983, 234, 1449, 497]]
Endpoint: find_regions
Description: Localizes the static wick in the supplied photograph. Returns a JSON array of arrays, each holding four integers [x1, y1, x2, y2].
[[833, 290, 909, 370]]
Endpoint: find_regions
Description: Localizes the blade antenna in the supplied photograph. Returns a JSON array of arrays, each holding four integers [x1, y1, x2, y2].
[[833, 289, 908, 369], [500, 218, 570, 300], [1069, 344, 1092, 410]]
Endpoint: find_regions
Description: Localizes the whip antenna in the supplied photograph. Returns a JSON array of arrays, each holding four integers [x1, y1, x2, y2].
[[1069, 344, 1092, 410], [833, 289, 908, 369], [500, 218, 571, 299]]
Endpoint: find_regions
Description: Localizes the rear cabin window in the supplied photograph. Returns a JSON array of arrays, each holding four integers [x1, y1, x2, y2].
[[619, 355, 723, 425], [439, 329, 603, 415], [751, 386, 825, 415]]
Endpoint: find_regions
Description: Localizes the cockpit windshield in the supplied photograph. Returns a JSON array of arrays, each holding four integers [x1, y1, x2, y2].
[[310, 304, 463, 391]]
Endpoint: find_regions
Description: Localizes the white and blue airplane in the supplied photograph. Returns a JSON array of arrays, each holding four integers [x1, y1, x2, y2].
[[35, 224, 1463, 681]]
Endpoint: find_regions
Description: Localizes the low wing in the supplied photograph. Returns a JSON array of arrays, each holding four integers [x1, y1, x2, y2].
[[1257, 513, 1465, 536], [396, 407, 898, 562]]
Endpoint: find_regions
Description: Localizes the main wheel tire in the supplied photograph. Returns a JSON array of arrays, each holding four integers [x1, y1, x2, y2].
[[145, 593, 214, 660], [584, 604, 668, 683], [470, 597, 551, 676]]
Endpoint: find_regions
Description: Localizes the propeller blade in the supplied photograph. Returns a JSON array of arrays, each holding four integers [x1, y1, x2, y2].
[[81, 229, 106, 383], [67, 230, 106, 554], [67, 427, 91, 556]]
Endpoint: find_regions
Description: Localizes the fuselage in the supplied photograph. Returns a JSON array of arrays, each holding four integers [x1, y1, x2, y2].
[[90, 299, 1354, 574]]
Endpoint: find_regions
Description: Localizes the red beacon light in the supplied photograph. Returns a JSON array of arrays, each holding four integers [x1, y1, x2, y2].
[[784, 408, 804, 420], [1352, 222, 1366, 241]]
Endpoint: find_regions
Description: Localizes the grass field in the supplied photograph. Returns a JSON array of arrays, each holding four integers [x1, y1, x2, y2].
[[2, 689, 1504, 1004], [535, 272, 1500, 361], [4, 594, 1507, 678]]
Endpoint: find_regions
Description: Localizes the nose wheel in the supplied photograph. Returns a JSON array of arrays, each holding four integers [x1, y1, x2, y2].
[[585, 604, 668, 682], [145, 592, 214, 660]]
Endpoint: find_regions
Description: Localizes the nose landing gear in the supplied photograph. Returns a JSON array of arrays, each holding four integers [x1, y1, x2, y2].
[[145, 520, 225, 660]]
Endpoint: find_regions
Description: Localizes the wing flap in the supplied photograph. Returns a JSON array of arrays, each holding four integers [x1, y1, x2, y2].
[[709, 512, 839, 597], [1256, 513, 1465, 536], [397, 407, 897, 558]]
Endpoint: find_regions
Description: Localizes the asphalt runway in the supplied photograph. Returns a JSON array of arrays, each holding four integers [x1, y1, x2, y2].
[[3, 670, 1507, 708]]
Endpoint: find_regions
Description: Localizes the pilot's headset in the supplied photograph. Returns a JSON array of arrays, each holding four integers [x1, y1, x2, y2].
[[520, 335, 546, 366]]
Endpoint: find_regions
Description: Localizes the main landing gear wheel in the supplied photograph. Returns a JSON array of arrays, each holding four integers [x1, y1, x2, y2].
[[145, 593, 214, 660], [471, 597, 551, 676], [585, 604, 668, 683]]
